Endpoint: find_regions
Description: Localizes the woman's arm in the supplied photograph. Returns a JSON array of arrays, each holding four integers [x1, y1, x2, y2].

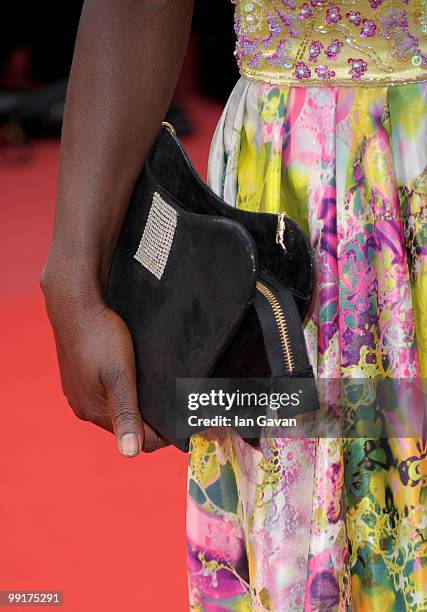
[[41, 0, 194, 456]]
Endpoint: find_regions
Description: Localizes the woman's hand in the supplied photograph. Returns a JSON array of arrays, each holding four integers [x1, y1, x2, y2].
[[42, 280, 168, 456], [41, 0, 193, 456]]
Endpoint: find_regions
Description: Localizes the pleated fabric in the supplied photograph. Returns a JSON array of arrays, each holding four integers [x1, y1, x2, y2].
[[187, 78, 427, 611]]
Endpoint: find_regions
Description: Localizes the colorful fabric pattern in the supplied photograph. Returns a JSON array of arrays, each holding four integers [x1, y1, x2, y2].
[[187, 79, 427, 611]]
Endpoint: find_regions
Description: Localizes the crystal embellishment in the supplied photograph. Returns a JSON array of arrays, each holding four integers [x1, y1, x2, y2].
[[134, 192, 178, 280], [233, 0, 427, 86]]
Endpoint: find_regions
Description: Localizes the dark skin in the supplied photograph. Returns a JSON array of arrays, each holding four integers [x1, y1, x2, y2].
[[40, 0, 195, 456]]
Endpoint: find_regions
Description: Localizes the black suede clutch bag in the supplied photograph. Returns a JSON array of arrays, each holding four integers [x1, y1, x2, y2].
[[107, 123, 318, 451]]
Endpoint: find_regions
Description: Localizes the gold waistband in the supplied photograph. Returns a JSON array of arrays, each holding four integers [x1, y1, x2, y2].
[[240, 66, 427, 87], [234, 0, 427, 88]]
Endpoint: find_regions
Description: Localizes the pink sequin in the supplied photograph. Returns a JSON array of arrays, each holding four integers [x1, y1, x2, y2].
[[308, 40, 323, 62], [325, 39, 344, 60], [348, 57, 368, 80], [315, 64, 336, 79], [360, 18, 377, 37], [299, 2, 312, 19], [294, 61, 311, 79], [325, 6, 342, 25], [347, 11, 362, 26]]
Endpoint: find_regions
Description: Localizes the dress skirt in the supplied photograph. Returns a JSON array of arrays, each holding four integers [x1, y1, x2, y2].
[[187, 77, 427, 611]]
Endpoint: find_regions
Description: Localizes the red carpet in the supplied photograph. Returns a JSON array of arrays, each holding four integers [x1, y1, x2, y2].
[[0, 93, 222, 611]]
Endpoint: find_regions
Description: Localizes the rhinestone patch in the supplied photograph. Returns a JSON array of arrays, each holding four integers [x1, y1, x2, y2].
[[134, 192, 178, 280]]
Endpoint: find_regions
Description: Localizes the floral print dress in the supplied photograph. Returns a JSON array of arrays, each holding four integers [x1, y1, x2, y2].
[[187, 2, 427, 610]]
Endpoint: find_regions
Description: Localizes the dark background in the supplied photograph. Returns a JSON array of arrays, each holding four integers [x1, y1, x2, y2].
[[0, 1, 239, 140]]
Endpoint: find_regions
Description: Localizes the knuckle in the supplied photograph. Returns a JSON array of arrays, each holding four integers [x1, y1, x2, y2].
[[111, 408, 137, 429]]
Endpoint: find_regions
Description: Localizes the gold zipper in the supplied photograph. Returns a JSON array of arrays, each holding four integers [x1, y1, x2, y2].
[[256, 280, 296, 374]]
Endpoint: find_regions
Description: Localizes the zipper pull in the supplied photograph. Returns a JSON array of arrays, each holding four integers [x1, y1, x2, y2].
[[276, 212, 287, 253]]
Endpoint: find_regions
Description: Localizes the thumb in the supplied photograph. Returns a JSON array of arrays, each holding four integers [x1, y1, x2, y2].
[[103, 366, 145, 457]]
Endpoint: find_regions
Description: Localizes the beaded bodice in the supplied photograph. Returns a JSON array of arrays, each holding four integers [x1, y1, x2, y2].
[[233, 0, 427, 85]]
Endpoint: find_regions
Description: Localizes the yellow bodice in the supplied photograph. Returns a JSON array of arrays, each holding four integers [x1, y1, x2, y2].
[[234, 0, 427, 85]]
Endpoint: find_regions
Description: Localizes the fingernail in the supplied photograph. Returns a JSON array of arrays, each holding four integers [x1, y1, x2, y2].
[[119, 433, 140, 457]]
